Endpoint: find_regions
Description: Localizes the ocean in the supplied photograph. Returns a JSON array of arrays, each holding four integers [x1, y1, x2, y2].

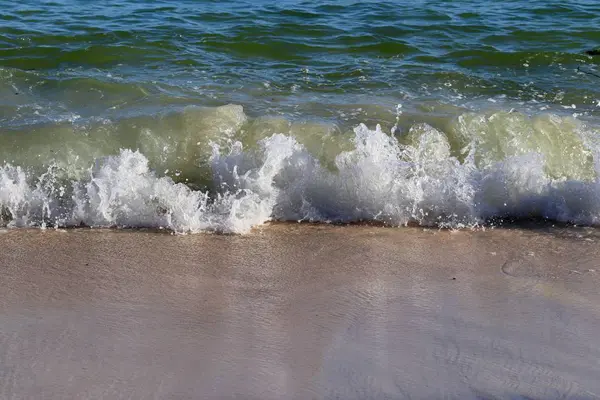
[[1, 0, 600, 233]]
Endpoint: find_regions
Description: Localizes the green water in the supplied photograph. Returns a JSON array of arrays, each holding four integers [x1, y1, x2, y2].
[[2, 0, 600, 125]]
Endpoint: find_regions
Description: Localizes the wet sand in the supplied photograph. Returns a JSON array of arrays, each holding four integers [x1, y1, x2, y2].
[[0, 224, 599, 399]]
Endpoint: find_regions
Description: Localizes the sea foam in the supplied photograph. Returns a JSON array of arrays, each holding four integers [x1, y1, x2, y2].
[[1, 113, 600, 233]]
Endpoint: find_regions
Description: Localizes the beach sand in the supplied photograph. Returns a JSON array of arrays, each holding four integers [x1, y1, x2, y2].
[[0, 224, 599, 399]]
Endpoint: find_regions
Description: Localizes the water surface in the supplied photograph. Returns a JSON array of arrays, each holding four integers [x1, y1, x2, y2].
[[1, 0, 600, 232]]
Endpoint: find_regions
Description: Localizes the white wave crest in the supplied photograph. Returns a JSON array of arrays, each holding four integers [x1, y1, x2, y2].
[[1, 123, 600, 233]]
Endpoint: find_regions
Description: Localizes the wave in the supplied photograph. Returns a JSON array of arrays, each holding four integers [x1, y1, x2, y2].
[[1, 105, 600, 233]]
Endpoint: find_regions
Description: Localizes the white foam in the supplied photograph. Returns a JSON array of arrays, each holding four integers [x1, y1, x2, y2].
[[1, 122, 600, 233]]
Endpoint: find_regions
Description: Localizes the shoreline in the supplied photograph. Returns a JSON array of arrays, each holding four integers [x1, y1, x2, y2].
[[1, 225, 599, 399], [2, 215, 596, 234]]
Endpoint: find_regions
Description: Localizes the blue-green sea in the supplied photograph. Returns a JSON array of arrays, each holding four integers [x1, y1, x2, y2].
[[1, 0, 600, 232]]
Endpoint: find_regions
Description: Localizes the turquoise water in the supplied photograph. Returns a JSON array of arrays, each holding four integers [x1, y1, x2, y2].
[[2, 0, 600, 122], [1, 0, 600, 232]]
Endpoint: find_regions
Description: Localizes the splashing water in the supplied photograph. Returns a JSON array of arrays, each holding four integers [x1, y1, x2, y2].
[[1, 105, 600, 233]]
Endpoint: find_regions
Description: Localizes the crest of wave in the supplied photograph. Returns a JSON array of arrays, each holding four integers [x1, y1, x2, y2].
[[0, 132, 297, 233], [1, 123, 600, 233]]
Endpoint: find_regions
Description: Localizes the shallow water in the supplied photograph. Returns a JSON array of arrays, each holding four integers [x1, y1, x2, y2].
[[1, 0, 600, 232]]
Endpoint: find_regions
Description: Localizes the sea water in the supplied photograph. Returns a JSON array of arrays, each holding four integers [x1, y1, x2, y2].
[[1, 0, 600, 233]]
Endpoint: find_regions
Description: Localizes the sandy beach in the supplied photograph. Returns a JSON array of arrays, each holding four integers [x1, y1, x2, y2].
[[0, 224, 599, 399]]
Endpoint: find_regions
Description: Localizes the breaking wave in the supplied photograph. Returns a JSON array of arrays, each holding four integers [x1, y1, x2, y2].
[[1, 105, 600, 233]]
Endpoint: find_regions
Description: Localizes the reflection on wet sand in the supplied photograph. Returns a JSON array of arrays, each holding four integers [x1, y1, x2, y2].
[[0, 225, 599, 399]]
